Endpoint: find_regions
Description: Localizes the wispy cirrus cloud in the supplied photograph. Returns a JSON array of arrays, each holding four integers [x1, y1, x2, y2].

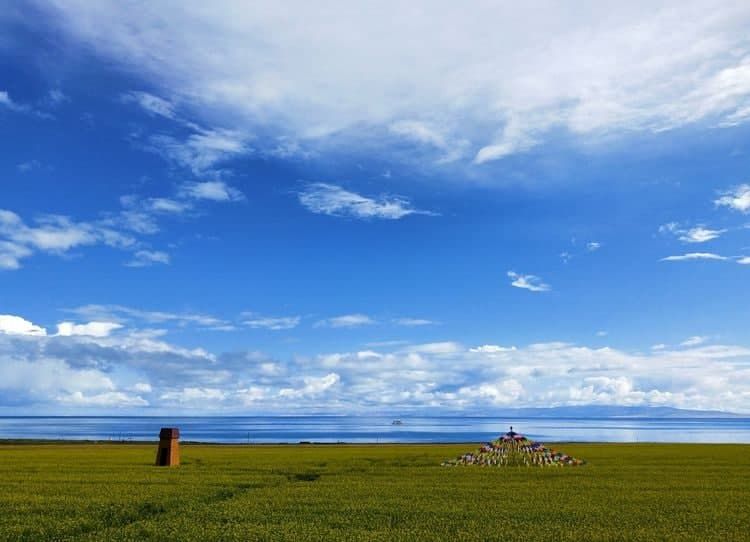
[[148, 129, 249, 175], [681, 335, 708, 347], [37, 3, 750, 165], [507, 271, 550, 292], [180, 181, 244, 202], [121, 90, 178, 120], [65, 304, 230, 330], [125, 250, 170, 268], [0, 209, 136, 270], [242, 313, 300, 331], [298, 183, 434, 220], [392, 318, 435, 327], [660, 252, 728, 262], [659, 222, 726, 243], [314, 314, 376, 328], [0, 89, 52, 118]]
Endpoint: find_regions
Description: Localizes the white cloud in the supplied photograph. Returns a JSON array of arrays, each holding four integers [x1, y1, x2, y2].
[[279, 373, 340, 398], [149, 129, 249, 174], [0, 208, 139, 269], [392, 318, 435, 327], [596, 330, 609, 337], [132, 382, 152, 393], [659, 222, 726, 243], [125, 250, 171, 267], [180, 181, 244, 202], [121, 90, 178, 120], [408, 342, 462, 355], [146, 198, 191, 214], [469, 344, 517, 354], [160, 387, 227, 404], [40, 2, 750, 163], [660, 252, 728, 262], [56, 321, 123, 338], [715, 184, 750, 214], [389, 120, 468, 162], [243, 314, 300, 330], [46, 89, 68, 105], [315, 313, 376, 328], [2, 327, 750, 413], [457, 379, 525, 405], [738, 256, 750, 265], [65, 304, 229, 329], [58, 390, 148, 407], [0, 241, 32, 270], [17, 160, 42, 173], [0, 314, 47, 336], [681, 335, 708, 347], [298, 183, 433, 220], [507, 271, 550, 292], [587, 241, 602, 251], [474, 117, 537, 164], [0, 90, 13, 108]]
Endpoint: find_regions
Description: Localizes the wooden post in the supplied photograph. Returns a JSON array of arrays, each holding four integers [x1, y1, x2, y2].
[[155, 427, 180, 466]]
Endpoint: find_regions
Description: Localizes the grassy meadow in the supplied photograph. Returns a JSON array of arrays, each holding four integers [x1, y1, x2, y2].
[[0, 442, 748, 541]]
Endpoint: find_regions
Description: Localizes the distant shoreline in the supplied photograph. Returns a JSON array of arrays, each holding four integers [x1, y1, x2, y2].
[[2, 439, 749, 446]]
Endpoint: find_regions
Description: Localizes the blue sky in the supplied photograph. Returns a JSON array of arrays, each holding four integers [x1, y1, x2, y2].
[[1, 1, 750, 414]]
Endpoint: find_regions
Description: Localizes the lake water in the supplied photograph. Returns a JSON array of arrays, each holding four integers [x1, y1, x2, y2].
[[1, 416, 749, 443]]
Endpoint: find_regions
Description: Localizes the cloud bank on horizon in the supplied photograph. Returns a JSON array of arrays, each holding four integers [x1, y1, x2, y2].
[[1, 312, 749, 414], [1, 1, 750, 415]]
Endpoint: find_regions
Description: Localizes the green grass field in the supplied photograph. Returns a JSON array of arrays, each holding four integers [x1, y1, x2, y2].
[[0, 442, 748, 541]]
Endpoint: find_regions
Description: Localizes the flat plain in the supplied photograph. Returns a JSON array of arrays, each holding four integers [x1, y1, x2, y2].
[[0, 442, 748, 541]]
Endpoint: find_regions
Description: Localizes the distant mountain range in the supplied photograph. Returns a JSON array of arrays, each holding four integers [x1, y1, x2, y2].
[[485, 405, 742, 418]]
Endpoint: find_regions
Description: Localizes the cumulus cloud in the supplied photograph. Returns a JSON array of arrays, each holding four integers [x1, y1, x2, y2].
[[738, 256, 750, 265], [2, 325, 750, 413], [0, 314, 47, 336], [279, 373, 340, 398], [507, 271, 550, 292], [34, 2, 750, 164], [56, 321, 123, 338], [298, 183, 434, 220], [715, 184, 750, 213], [660, 252, 728, 262], [315, 314, 376, 328]]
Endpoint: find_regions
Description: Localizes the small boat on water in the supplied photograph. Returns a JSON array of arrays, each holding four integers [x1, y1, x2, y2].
[[391, 419, 403, 425]]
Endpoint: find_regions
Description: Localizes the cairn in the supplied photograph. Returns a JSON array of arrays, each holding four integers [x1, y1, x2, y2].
[[442, 426, 584, 467]]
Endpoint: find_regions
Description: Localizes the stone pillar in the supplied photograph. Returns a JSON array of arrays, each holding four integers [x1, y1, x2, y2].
[[155, 427, 180, 466]]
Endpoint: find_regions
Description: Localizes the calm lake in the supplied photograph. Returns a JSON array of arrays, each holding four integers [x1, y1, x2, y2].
[[1, 416, 749, 443]]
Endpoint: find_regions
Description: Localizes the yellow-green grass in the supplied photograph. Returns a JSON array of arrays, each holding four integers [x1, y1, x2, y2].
[[0, 443, 748, 541]]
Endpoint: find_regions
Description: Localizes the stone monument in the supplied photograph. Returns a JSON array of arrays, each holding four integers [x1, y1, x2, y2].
[[155, 427, 180, 466]]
